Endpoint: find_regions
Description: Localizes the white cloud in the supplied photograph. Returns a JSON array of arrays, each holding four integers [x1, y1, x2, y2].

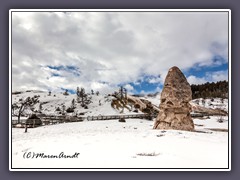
[[140, 86, 162, 95], [187, 75, 207, 85], [206, 70, 228, 82], [187, 70, 228, 85], [147, 76, 162, 84], [11, 11, 229, 93], [123, 84, 135, 94]]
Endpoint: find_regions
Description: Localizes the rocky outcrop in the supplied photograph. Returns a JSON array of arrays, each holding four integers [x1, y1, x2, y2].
[[190, 102, 228, 116], [127, 95, 147, 111], [153, 66, 194, 131]]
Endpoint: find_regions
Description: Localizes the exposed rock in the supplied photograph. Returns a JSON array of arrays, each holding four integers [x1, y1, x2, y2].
[[153, 66, 194, 131], [190, 102, 228, 116], [127, 95, 160, 113], [126, 95, 147, 111]]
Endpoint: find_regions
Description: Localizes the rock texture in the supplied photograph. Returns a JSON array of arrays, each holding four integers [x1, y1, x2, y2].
[[153, 66, 194, 131]]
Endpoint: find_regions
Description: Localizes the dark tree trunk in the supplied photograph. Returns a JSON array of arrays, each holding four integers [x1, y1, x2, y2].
[[18, 105, 23, 124], [24, 123, 27, 133], [81, 96, 84, 107]]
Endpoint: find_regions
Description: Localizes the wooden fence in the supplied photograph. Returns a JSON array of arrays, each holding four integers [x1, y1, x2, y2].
[[40, 116, 85, 125], [12, 112, 206, 128], [86, 114, 153, 121]]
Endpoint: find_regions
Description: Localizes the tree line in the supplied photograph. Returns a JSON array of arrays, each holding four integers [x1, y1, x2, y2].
[[191, 80, 228, 99]]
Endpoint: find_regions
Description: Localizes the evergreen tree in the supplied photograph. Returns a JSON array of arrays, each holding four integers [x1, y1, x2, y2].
[[191, 81, 228, 99], [76, 87, 92, 107], [71, 99, 76, 109], [96, 91, 99, 96], [62, 104, 66, 114]]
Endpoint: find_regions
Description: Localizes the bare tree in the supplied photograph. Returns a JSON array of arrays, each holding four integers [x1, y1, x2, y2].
[[14, 96, 39, 124], [119, 86, 127, 113], [119, 86, 124, 100]]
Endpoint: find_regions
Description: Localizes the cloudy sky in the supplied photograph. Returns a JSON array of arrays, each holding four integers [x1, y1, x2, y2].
[[11, 11, 229, 94]]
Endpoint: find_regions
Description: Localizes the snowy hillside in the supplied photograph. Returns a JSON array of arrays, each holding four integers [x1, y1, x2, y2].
[[191, 98, 228, 112], [12, 90, 228, 120], [12, 90, 142, 118]]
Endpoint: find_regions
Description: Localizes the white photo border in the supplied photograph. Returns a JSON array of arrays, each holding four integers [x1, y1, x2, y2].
[[9, 9, 231, 171]]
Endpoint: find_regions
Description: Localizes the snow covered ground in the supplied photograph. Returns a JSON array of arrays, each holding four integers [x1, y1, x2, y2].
[[11, 90, 229, 169], [11, 116, 229, 169]]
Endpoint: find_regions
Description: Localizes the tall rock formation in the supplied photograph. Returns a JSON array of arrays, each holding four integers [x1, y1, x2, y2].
[[153, 66, 194, 131]]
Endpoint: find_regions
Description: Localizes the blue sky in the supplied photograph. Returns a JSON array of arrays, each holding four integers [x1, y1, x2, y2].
[[125, 58, 228, 94], [184, 55, 228, 77], [185, 62, 228, 79], [12, 11, 229, 94], [46, 57, 228, 95]]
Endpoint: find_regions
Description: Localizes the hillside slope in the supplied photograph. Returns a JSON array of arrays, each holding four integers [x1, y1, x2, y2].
[[11, 90, 228, 120]]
